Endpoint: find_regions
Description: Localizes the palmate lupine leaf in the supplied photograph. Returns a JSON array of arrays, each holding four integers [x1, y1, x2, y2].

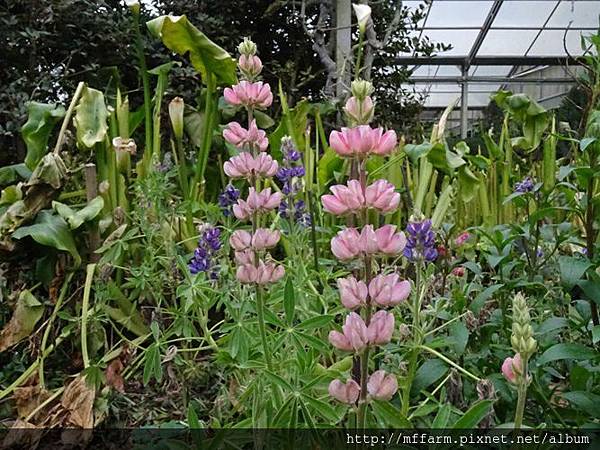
[[147, 15, 237, 87]]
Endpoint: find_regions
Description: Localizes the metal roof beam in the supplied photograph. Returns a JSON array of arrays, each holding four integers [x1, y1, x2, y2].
[[410, 76, 575, 84], [396, 56, 582, 66], [465, 0, 504, 69]]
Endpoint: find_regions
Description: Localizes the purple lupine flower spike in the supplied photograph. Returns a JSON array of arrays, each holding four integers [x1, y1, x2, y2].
[[277, 136, 311, 227], [404, 219, 437, 263], [218, 184, 241, 217], [514, 176, 535, 193], [189, 226, 222, 277]]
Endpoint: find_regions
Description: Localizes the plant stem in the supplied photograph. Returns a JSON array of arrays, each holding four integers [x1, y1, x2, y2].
[[354, 32, 364, 80], [133, 10, 153, 158], [81, 263, 97, 369], [39, 272, 74, 388], [53, 81, 85, 155], [356, 346, 370, 428], [194, 74, 217, 198], [402, 262, 423, 416], [513, 359, 529, 429], [255, 285, 273, 371]]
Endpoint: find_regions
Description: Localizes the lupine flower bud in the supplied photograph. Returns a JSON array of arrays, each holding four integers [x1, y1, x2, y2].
[[373, 225, 407, 255], [229, 230, 252, 251], [169, 97, 184, 141], [451, 266, 465, 277], [234, 249, 255, 265], [236, 260, 284, 285], [238, 37, 257, 56], [351, 79, 374, 101], [455, 231, 470, 247], [321, 180, 365, 215], [252, 229, 280, 250], [344, 96, 374, 125], [239, 54, 263, 79], [501, 353, 522, 384], [337, 276, 368, 310], [510, 293, 537, 356], [223, 120, 269, 152], [367, 310, 394, 345], [224, 81, 273, 110], [365, 180, 400, 214], [329, 312, 369, 353], [329, 379, 360, 404], [367, 370, 398, 401], [331, 228, 362, 260], [329, 126, 397, 158], [368, 273, 411, 307], [233, 188, 283, 220]]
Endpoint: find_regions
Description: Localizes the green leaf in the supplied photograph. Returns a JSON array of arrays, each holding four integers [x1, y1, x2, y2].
[[452, 400, 494, 428], [12, 210, 80, 266], [432, 403, 452, 428], [558, 256, 591, 289], [143, 343, 162, 385], [411, 359, 448, 395], [457, 166, 481, 202], [404, 142, 433, 162], [254, 110, 275, 129], [317, 147, 343, 186], [283, 277, 295, 325], [536, 317, 568, 335], [297, 315, 334, 330], [470, 284, 503, 314], [74, 87, 108, 148], [580, 137, 597, 152], [147, 15, 237, 86], [0, 289, 44, 352], [187, 404, 201, 428], [447, 321, 469, 355], [537, 343, 598, 365], [20, 102, 66, 170], [301, 394, 340, 423], [0, 164, 32, 186], [561, 391, 600, 417], [263, 371, 294, 392], [105, 282, 149, 337], [371, 400, 412, 428], [52, 196, 104, 230], [592, 325, 600, 345]]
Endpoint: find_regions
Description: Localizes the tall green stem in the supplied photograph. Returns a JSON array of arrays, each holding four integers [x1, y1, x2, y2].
[[133, 10, 152, 158], [81, 264, 97, 369], [256, 285, 273, 371], [194, 74, 217, 197], [401, 262, 423, 416], [354, 32, 364, 80], [513, 359, 529, 429]]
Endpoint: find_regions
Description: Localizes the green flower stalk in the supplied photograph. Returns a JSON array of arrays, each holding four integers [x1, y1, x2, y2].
[[502, 292, 537, 429]]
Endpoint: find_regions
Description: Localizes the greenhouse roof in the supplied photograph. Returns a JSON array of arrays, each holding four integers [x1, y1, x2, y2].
[[400, 0, 599, 130]]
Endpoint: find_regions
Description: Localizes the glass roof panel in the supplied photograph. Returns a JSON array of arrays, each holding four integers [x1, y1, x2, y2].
[[470, 65, 513, 76], [493, 1, 557, 27], [478, 29, 540, 56], [425, 1, 492, 27], [412, 65, 462, 77], [546, 1, 600, 28], [527, 29, 587, 56], [423, 29, 480, 56]]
